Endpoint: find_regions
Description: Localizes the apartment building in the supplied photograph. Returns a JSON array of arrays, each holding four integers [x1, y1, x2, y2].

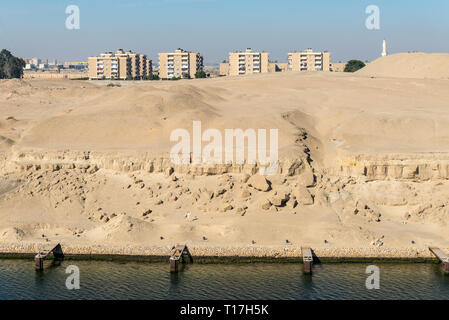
[[330, 62, 346, 72], [222, 49, 269, 76], [88, 49, 152, 80], [158, 49, 203, 79], [219, 62, 229, 76], [288, 49, 330, 72]]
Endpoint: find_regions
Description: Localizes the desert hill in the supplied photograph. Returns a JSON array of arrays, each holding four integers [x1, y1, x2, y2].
[[0, 69, 449, 255], [356, 52, 449, 79]]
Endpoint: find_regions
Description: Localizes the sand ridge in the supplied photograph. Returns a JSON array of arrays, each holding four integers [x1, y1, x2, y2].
[[356, 52, 449, 79]]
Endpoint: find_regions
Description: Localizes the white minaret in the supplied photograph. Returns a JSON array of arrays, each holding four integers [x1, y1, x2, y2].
[[381, 39, 387, 57]]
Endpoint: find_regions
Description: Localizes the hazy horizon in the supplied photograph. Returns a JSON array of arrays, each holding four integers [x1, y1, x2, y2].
[[1, 0, 448, 64]]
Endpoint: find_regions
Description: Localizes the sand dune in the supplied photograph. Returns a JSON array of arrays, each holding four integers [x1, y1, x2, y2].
[[0, 67, 449, 254], [356, 52, 449, 79]]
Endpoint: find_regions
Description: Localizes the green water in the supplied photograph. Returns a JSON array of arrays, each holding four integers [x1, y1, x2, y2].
[[0, 259, 448, 300]]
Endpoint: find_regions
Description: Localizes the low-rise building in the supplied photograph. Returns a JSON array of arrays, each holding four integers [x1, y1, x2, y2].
[[222, 49, 269, 76], [158, 49, 203, 79], [64, 61, 88, 70], [288, 49, 330, 72], [88, 49, 152, 80], [330, 62, 346, 72]]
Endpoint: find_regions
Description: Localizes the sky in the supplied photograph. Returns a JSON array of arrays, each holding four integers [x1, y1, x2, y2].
[[0, 0, 448, 65]]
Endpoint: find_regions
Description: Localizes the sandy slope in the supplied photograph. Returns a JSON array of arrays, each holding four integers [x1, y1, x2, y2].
[[0, 55, 449, 254], [356, 52, 449, 79]]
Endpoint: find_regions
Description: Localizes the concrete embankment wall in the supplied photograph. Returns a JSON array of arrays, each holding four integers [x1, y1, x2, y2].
[[0, 242, 440, 260]]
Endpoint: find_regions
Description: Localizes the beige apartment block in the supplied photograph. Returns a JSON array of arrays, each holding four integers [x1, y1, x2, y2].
[[224, 49, 269, 76], [330, 62, 346, 72], [219, 62, 229, 76], [88, 49, 152, 80], [88, 53, 125, 80], [288, 49, 330, 72], [158, 49, 204, 79]]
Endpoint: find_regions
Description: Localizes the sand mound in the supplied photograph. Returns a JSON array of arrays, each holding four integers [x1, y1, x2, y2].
[[0, 227, 25, 241], [356, 52, 449, 79], [0, 78, 32, 89], [85, 214, 156, 242], [0, 136, 15, 149], [1, 74, 449, 250]]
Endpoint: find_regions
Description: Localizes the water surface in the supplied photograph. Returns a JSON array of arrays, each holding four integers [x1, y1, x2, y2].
[[0, 259, 448, 300]]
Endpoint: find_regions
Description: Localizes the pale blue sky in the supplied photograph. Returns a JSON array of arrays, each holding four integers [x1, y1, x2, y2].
[[0, 0, 448, 64]]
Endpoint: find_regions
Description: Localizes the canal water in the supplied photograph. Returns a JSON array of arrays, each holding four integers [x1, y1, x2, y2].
[[0, 259, 448, 299]]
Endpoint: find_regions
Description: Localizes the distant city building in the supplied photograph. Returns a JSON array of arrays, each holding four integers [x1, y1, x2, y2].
[[64, 61, 88, 70], [64, 61, 87, 67], [288, 49, 330, 72], [24, 57, 65, 71], [221, 49, 269, 76], [30, 57, 41, 67], [158, 48, 203, 79], [88, 49, 152, 80]]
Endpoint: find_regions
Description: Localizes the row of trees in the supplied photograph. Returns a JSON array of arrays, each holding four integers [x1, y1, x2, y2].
[[172, 70, 207, 80], [0, 49, 25, 79], [120, 70, 207, 81], [122, 74, 160, 81]]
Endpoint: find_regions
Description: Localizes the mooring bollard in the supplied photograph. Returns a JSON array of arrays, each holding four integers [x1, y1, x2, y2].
[[170, 257, 179, 273], [34, 243, 64, 271], [169, 244, 193, 273], [302, 247, 314, 275], [429, 247, 449, 274], [35, 254, 44, 271], [443, 258, 449, 274], [303, 258, 313, 274]]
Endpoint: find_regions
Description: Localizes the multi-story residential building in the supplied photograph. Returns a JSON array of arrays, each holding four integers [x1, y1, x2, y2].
[[88, 49, 152, 80], [288, 49, 330, 72], [115, 49, 139, 78], [88, 52, 126, 80], [158, 49, 203, 79], [223, 49, 269, 76]]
